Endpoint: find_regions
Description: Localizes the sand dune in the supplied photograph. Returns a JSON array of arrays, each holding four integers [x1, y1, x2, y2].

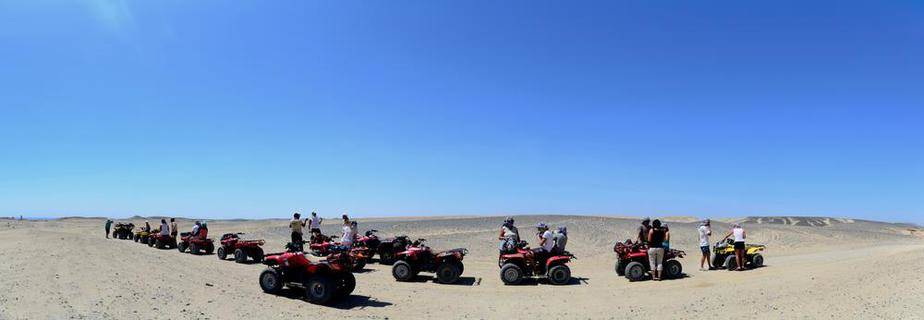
[[1, 215, 922, 319]]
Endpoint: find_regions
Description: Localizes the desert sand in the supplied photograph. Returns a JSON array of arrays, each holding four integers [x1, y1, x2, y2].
[[1, 215, 922, 319]]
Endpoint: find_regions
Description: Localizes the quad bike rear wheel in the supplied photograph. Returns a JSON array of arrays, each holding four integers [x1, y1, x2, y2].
[[392, 261, 415, 282], [147, 237, 154, 247], [663, 259, 683, 279], [751, 254, 764, 268], [177, 242, 187, 253], [205, 243, 214, 255], [435, 262, 461, 284], [547, 264, 571, 285], [259, 268, 283, 294], [190, 243, 201, 255], [304, 276, 335, 305], [334, 272, 356, 298], [234, 248, 247, 263], [155, 238, 165, 249], [712, 255, 725, 269], [217, 247, 227, 260], [500, 263, 523, 285], [625, 261, 647, 282], [724, 255, 737, 271]]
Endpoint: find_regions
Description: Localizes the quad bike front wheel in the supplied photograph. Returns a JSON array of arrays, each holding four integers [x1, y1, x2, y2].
[[435, 262, 461, 284], [724, 255, 737, 271], [392, 261, 415, 282], [547, 264, 571, 285], [378, 251, 395, 265], [615, 259, 627, 276], [624, 261, 647, 282], [250, 248, 264, 263], [304, 276, 335, 305], [217, 247, 227, 260], [155, 238, 165, 249], [177, 242, 187, 253], [751, 254, 764, 268], [352, 259, 366, 272], [205, 243, 214, 255], [147, 237, 154, 247], [663, 259, 683, 279], [500, 263, 523, 285], [259, 268, 283, 294], [334, 272, 356, 298], [234, 249, 247, 263]]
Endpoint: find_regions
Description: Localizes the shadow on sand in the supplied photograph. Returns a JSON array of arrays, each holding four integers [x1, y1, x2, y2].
[[271, 289, 392, 309]]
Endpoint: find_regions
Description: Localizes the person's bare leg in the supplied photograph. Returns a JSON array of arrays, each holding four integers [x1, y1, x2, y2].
[[736, 249, 745, 270]]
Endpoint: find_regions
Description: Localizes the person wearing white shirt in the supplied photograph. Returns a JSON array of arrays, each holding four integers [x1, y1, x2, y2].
[[722, 224, 747, 271], [532, 223, 554, 265], [698, 219, 713, 271], [340, 224, 353, 248]]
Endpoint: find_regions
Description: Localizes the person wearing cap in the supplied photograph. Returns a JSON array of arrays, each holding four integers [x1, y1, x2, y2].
[[698, 219, 713, 271], [532, 223, 554, 263], [498, 217, 520, 254], [637, 217, 652, 244], [552, 226, 568, 255], [722, 223, 747, 271]]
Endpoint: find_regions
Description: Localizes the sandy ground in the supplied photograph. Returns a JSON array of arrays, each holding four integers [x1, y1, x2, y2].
[[1, 215, 922, 319]]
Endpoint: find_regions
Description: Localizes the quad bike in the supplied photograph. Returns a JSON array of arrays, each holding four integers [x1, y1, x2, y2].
[[308, 235, 369, 272], [133, 229, 150, 243], [217, 233, 265, 263], [376, 235, 412, 265], [146, 232, 178, 249], [391, 238, 467, 284], [712, 239, 766, 270], [177, 230, 215, 255], [111, 223, 134, 240], [498, 241, 575, 285], [353, 230, 381, 262], [259, 242, 356, 305], [613, 240, 685, 281]]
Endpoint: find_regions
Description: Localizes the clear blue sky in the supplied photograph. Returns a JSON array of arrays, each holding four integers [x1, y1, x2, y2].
[[1, 1, 922, 222]]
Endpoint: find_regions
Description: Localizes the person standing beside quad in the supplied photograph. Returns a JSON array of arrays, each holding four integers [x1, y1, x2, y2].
[[722, 224, 747, 271], [647, 219, 667, 281], [308, 212, 322, 241], [170, 218, 178, 238], [290, 213, 307, 251], [698, 219, 713, 271], [105, 219, 113, 239], [637, 217, 651, 244]]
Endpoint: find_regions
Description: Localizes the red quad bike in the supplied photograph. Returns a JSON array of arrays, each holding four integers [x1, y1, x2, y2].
[[177, 230, 215, 255], [498, 241, 575, 285], [391, 239, 467, 284], [309, 235, 368, 272], [147, 233, 177, 249], [259, 242, 356, 305], [217, 233, 265, 263], [376, 235, 411, 265], [613, 240, 685, 281], [353, 230, 381, 262]]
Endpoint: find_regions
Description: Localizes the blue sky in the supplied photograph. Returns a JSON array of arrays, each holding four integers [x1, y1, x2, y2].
[[1, 1, 922, 222]]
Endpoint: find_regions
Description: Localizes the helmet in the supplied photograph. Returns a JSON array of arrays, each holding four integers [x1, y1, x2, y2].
[[703, 219, 711, 226], [642, 217, 651, 224], [536, 222, 548, 229], [557, 226, 567, 235], [504, 216, 514, 224]]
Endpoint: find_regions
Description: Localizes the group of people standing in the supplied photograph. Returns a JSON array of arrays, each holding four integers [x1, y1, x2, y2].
[[289, 212, 358, 251], [635, 217, 748, 274], [497, 217, 569, 259]]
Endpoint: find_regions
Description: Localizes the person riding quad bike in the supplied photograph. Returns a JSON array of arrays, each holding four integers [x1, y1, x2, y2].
[[498, 239, 575, 285]]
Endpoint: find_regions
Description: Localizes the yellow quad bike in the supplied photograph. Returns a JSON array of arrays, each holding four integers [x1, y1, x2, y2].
[[134, 229, 151, 243], [712, 239, 765, 270]]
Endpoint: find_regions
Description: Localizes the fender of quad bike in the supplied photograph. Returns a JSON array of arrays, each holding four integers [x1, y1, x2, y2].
[[545, 255, 573, 269], [746, 245, 766, 255], [437, 248, 468, 260]]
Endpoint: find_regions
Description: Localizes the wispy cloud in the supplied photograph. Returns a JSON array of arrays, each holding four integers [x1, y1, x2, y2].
[[86, 0, 137, 36]]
